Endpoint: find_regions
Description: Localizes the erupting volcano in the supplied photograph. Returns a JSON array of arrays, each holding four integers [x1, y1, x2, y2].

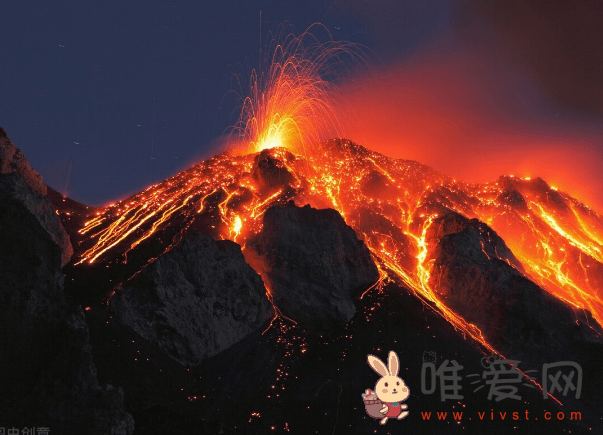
[[2, 25, 603, 435], [69, 136, 603, 345], [49, 133, 603, 433], [228, 24, 357, 155]]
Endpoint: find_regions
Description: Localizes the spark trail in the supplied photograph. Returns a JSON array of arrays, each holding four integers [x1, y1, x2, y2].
[[68, 26, 603, 360], [69, 137, 603, 358], [228, 23, 363, 155]]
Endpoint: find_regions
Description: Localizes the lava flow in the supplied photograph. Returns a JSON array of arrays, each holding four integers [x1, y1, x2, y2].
[[68, 26, 603, 361], [68, 136, 603, 356]]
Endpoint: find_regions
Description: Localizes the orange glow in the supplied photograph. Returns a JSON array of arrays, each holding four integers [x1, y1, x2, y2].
[[229, 24, 362, 155], [335, 47, 603, 213], [475, 182, 603, 325], [73, 136, 603, 360], [71, 30, 603, 362]]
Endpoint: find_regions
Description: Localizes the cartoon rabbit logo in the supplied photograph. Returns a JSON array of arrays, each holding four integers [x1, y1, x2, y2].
[[362, 351, 409, 425]]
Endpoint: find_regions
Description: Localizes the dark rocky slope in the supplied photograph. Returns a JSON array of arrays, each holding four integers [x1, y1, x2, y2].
[[0, 128, 133, 434], [0, 172, 134, 434], [110, 233, 273, 366], [0, 128, 73, 266], [427, 212, 602, 366], [245, 202, 380, 329]]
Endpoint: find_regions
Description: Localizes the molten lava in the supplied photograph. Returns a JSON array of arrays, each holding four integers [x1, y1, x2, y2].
[[69, 26, 602, 362], [71, 136, 603, 360], [228, 24, 362, 155]]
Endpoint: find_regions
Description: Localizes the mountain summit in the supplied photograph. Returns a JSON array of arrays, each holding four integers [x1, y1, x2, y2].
[[3, 131, 602, 433]]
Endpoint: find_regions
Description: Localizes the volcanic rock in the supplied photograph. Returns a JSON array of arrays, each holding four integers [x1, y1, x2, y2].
[[428, 212, 602, 365], [427, 212, 525, 274], [350, 206, 417, 271], [0, 172, 134, 434], [0, 173, 73, 266], [245, 202, 380, 329], [497, 188, 529, 212], [110, 233, 273, 366], [499, 175, 568, 213], [0, 127, 46, 195], [360, 170, 394, 199], [251, 148, 296, 192], [46, 185, 97, 240], [0, 127, 73, 266]]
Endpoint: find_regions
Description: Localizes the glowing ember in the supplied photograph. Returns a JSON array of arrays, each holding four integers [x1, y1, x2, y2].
[[228, 24, 362, 155], [72, 137, 603, 358], [69, 28, 603, 360]]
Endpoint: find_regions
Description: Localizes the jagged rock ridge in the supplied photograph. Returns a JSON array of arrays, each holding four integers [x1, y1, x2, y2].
[[5, 129, 603, 433], [0, 170, 133, 434], [428, 212, 602, 367], [0, 128, 73, 265], [110, 233, 274, 366], [245, 202, 380, 329]]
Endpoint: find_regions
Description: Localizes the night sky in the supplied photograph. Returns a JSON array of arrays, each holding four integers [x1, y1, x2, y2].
[[2, 1, 601, 207]]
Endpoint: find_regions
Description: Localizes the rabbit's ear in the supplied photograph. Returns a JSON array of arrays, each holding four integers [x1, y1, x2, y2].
[[388, 351, 400, 377], [367, 354, 389, 377]]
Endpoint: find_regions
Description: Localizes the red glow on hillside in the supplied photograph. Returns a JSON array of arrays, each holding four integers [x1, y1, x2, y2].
[[67, 28, 603, 365], [336, 47, 603, 211]]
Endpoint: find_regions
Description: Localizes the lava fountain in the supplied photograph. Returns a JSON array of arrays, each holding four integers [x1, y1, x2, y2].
[[69, 26, 603, 364], [228, 23, 363, 156]]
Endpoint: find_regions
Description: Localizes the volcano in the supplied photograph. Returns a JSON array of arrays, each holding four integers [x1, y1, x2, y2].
[[2, 128, 602, 434]]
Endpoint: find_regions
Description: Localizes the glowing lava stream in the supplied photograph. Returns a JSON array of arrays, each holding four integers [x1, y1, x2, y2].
[[73, 138, 603, 366], [71, 25, 603, 375], [73, 140, 603, 360]]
